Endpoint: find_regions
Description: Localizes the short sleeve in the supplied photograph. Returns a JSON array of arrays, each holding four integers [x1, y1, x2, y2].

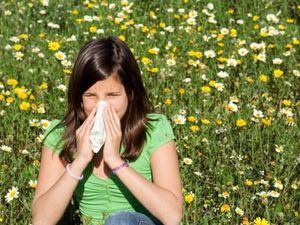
[[146, 114, 176, 156], [42, 119, 65, 155]]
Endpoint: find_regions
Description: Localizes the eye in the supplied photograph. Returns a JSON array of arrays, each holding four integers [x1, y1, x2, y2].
[[83, 93, 95, 97], [107, 92, 121, 96]]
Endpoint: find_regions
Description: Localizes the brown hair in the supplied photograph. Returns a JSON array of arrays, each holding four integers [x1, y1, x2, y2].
[[46, 36, 153, 163]]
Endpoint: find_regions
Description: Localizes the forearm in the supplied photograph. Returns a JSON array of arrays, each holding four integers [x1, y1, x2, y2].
[[111, 160, 182, 225], [32, 159, 87, 225]]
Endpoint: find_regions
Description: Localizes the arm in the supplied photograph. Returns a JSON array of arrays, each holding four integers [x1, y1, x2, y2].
[[107, 141, 183, 225], [32, 105, 98, 225], [32, 147, 87, 225]]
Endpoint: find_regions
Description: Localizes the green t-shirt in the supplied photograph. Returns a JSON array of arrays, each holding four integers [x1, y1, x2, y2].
[[43, 114, 175, 225]]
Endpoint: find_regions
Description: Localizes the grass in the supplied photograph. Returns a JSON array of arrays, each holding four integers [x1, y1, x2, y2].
[[0, 0, 299, 224]]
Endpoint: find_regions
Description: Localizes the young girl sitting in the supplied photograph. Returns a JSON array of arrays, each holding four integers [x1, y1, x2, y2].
[[32, 36, 183, 225]]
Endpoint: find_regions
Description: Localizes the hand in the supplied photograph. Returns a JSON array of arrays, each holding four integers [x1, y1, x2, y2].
[[74, 104, 97, 166], [102, 104, 123, 168]]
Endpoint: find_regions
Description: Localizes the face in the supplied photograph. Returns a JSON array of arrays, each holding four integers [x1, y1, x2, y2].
[[82, 74, 128, 119]]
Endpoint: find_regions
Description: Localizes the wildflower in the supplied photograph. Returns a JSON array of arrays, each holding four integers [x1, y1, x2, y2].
[[274, 179, 283, 190], [148, 47, 160, 55], [236, 119, 247, 127], [40, 119, 51, 129], [245, 179, 253, 186], [253, 217, 270, 225], [253, 109, 264, 118], [242, 217, 250, 225], [189, 125, 200, 132], [204, 50, 216, 58], [183, 157, 192, 165], [273, 69, 283, 78], [141, 57, 151, 65], [7, 79, 18, 87], [173, 115, 186, 125], [14, 52, 24, 60], [268, 190, 280, 198], [220, 203, 231, 212], [48, 41, 60, 51], [166, 58, 176, 66], [225, 102, 238, 112], [227, 58, 238, 67], [54, 51, 66, 60], [187, 116, 197, 122], [221, 191, 229, 198], [57, 84, 67, 92], [0, 145, 12, 152], [184, 192, 194, 203], [259, 74, 269, 82], [261, 118, 272, 126], [217, 71, 229, 78], [201, 119, 210, 125], [282, 99, 291, 107], [13, 44, 22, 51], [272, 58, 283, 65], [29, 180, 37, 188], [275, 145, 284, 153], [5, 186, 19, 203], [235, 207, 244, 216], [19, 101, 30, 111], [201, 86, 211, 93], [164, 98, 172, 105], [238, 48, 249, 56]]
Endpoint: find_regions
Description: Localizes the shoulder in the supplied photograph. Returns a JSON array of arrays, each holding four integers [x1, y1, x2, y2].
[[43, 119, 65, 154], [144, 113, 175, 156]]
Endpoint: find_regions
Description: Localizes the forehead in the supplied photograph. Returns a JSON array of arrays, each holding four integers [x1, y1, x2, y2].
[[87, 75, 123, 91]]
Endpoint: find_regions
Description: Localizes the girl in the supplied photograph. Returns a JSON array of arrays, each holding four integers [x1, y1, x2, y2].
[[32, 36, 183, 225]]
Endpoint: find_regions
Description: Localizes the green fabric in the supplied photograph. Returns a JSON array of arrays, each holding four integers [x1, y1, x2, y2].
[[42, 114, 175, 225]]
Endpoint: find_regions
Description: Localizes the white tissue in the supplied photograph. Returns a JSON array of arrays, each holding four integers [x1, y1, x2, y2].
[[89, 101, 107, 153]]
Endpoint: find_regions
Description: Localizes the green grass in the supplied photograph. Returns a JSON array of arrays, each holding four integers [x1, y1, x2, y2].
[[0, 0, 299, 224]]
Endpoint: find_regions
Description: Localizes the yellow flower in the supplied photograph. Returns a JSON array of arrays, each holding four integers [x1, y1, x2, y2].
[[48, 41, 60, 51], [7, 79, 18, 87], [14, 87, 29, 99], [201, 119, 210, 125], [230, 29, 237, 37], [19, 101, 30, 111], [118, 35, 125, 41], [71, 9, 79, 15], [178, 88, 185, 95], [252, 15, 260, 21], [39, 32, 46, 39], [245, 179, 253, 186], [0, 94, 4, 101], [39, 82, 48, 90], [286, 18, 294, 24], [227, 9, 234, 14], [187, 116, 197, 122], [89, 25, 97, 33], [262, 118, 272, 126], [164, 98, 172, 105], [159, 22, 166, 28], [209, 80, 216, 87], [148, 48, 160, 55], [201, 86, 211, 93], [141, 57, 151, 65], [189, 125, 200, 132], [6, 97, 14, 104], [242, 217, 250, 225], [216, 119, 222, 125], [236, 119, 247, 127], [273, 69, 283, 78], [220, 203, 231, 212], [184, 193, 194, 203], [19, 33, 29, 40], [13, 44, 22, 51], [253, 217, 270, 225], [282, 99, 291, 107], [259, 74, 269, 82], [63, 69, 72, 75], [147, 67, 159, 73]]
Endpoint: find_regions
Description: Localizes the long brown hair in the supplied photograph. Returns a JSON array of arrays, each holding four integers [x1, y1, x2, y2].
[[46, 36, 153, 163]]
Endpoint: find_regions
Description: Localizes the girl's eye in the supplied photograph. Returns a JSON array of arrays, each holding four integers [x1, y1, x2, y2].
[[107, 93, 121, 96]]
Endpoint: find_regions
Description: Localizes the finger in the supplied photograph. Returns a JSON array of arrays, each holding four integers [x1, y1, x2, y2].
[[81, 104, 98, 131], [103, 106, 113, 136], [106, 105, 119, 133], [110, 106, 121, 133]]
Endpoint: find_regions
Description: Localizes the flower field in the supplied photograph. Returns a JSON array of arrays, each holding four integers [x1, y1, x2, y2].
[[0, 0, 299, 224]]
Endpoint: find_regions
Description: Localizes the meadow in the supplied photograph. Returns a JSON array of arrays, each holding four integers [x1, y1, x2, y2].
[[0, 0, 299, 224]]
